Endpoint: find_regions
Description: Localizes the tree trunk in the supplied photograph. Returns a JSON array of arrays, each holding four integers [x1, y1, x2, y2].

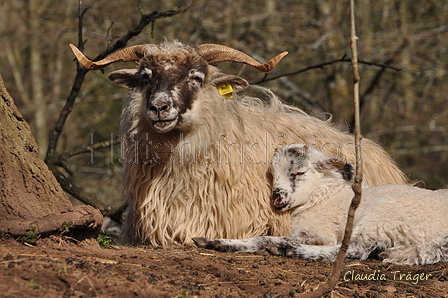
[[0, 74, 102, 239]]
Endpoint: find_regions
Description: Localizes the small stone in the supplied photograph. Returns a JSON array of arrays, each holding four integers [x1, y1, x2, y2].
[[126, 276, 136, 282]]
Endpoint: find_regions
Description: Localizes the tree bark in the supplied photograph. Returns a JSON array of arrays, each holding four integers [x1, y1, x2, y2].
[[0, 74, 102, 239]]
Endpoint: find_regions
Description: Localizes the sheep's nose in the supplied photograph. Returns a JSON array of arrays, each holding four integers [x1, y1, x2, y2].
[[148, 93, 174, 120], [149, 104, 169, 113]]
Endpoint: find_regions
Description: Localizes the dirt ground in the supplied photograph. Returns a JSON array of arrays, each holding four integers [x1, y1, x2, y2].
[[1, 236, 447, 298]]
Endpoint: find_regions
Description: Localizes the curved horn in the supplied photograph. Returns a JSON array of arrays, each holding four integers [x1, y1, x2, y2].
[[195, 44, 288, 73], [69, 44, 154, 70]]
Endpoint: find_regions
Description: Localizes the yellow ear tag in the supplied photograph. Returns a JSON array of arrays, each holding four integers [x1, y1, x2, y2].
[[218, 83, 233, 98]]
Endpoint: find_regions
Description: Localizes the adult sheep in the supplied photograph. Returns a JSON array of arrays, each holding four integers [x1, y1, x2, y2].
[[194, 144, 448, 265], [70, 41, 407, 247]]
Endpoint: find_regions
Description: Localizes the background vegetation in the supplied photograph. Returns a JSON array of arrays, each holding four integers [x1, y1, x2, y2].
[[1, 0, 447, 209]]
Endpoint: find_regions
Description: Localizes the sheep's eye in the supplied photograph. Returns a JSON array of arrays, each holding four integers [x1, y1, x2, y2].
[[192, 76, 203, 83], [188, 70, 205, 87], [141, 68, 152, 82]]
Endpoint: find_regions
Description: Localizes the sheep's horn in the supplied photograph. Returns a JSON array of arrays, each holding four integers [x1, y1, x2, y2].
[[196, 44, 288, 73], [70, 43, 287, 72], [69, 44, 153, 70]]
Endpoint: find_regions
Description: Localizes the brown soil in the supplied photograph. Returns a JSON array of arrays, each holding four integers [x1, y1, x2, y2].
[[1, 237, 447, 298]]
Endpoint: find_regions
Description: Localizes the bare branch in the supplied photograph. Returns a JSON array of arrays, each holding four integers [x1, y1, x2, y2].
[[78, 4, 90, 51], [46, 5, 190, 166], [52, 166, 108, 212], [108, 202, 128, 223], [252, 56, 401, 85], [44, 4, 190, 213], [92, 4, 191, 62], [59, 137, 121, 161]]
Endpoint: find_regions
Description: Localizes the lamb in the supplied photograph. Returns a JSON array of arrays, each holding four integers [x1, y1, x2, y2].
[[194, 144, 448, 265], [70, 41, 407, 247]]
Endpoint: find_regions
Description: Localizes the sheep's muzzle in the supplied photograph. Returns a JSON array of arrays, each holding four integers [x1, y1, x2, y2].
[[147, 92, 179, 133]]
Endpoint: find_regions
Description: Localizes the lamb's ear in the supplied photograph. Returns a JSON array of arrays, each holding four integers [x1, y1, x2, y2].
[[108, 69, 140, 88], [316, 158, 354, 182], [284, 144, 309, 163], [210, 73, 249, 95], [336, 163, 355, 182], [316, 157, 345, 170]]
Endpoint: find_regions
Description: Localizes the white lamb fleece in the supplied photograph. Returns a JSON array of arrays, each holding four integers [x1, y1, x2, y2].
[[194, 144, 448, 265]]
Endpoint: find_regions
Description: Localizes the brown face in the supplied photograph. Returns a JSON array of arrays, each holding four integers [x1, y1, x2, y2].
[[108, 50, 209, 133], [69, 42, 285, 133]]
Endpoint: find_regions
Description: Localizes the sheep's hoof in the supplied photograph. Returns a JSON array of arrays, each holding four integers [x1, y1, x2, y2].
[[266, 243, 297, 257], [265, 243, 286, 256], [192, 237, 211, 248], [192, 237, 236, 252]]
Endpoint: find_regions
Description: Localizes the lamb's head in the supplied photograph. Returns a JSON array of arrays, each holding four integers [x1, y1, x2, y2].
[[69, 41, 287, 133], [271, 144, 354, 211]]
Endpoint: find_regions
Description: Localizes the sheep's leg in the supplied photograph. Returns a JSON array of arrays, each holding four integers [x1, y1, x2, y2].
[[193, 236, 290, 253]]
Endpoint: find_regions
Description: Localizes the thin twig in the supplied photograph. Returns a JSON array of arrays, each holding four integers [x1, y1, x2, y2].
[[252, 56, 401, 85], [347, 40, 409, 132], [59, 137, 121, 161], [78, 5, 90, 51], [297, 1, 363, 296]]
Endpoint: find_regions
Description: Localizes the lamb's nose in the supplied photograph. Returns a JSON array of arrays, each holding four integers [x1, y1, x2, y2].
[[272, 189, 281, 201], [272, 189, 286, 209]]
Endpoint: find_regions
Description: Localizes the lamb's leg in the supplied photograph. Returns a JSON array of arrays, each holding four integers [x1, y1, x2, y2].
[[193, 235, 343, 260], [278, 244, 340, 261], [379, 237, 448, 265], [193, 235, 378, 261], [281, 235, 448, 264], [193, 236, 290, 253], [194, 237, 349, 261], [271, 241, 379, 262]]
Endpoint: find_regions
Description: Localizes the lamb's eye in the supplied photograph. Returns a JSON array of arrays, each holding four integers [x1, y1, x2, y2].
[[290, 171, 306, 179]]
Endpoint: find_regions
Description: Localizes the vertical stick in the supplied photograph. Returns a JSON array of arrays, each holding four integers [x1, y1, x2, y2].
[[297, 0, 362, 296]]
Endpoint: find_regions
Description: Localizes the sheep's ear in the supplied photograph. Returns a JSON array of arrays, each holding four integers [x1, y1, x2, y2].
[[316, 158, 354, 182], [108, 69, 140, 88], [210, 73, 249, 94]]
